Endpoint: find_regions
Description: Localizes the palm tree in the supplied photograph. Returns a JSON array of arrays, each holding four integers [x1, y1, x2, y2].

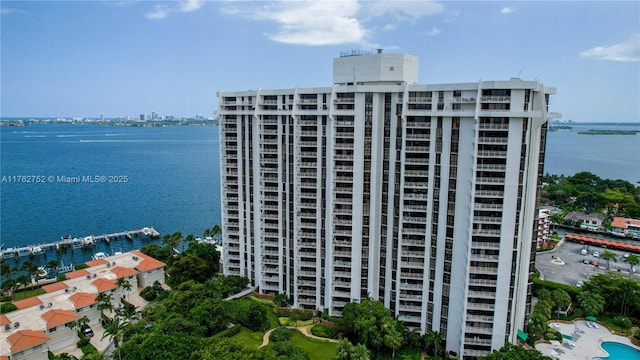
[[382, 322, 403, 358], [212, 225, 222, 245], [96, 291, 114, 315], [625, 253, 639, 277], [203, 228, 211, 239], [116, 277, 132, 301], [422, 330, 443, 357], [601, 250, 617, 272], [21, 260, 38, 290], [15, 274, 31, 298], [69, 315, 90, 336], [46, 259, 60, 278], [102, 315, 127, 360]]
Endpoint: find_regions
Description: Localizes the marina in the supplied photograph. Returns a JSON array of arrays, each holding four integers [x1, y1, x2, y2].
[[0, 227, 160, 262]]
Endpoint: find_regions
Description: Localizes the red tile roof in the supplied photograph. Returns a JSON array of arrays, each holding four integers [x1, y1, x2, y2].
[[69, 292, 97, 308], [65, 269, 90, 279], [7, 329, 50, 353], [13, 297, 43, 310], [132, 250, 166, 271], [42, 281, 68, 293], [111, 266, 138, 279], [85, 259, 108, 268], [611, 216, 640, 229], [565, 234, 640, 252], [42, 309, 78, 329], [92, 278, 117, 292], [0, 314, 10, 326]]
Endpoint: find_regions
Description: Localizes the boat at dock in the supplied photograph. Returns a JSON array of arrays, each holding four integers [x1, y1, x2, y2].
[[0, 227, 161, 261]]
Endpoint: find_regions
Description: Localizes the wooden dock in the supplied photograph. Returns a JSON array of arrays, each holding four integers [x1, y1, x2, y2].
[[0, 227, 160, 261]]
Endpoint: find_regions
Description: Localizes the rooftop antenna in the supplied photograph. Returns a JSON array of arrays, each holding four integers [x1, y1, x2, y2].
[[377, 48, 383, 54]]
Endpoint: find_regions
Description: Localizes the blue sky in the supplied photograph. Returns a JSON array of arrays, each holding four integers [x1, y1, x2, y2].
[[1, 1, 639, 122]]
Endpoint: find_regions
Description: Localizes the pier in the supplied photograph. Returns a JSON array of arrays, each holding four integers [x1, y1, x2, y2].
[[0, 227, 160, 261]]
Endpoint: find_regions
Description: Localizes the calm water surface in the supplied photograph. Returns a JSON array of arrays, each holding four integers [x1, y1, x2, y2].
[[1, 122, 639, 252]]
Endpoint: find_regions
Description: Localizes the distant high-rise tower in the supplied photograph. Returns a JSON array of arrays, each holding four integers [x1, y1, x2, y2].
[[217, 51, 558, 358]]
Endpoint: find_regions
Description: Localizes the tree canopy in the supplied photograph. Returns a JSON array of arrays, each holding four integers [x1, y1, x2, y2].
[[540, 172, 640, 219]]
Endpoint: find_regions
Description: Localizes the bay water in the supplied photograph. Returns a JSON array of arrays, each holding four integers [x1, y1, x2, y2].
[[1, 122, 638, 264]]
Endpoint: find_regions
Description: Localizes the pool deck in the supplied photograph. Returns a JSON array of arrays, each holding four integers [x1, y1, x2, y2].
[[535, 320, 640, 359]]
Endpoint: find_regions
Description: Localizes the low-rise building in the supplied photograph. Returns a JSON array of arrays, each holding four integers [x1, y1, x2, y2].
[[611, 217, 640, 239], [0, 251, 166, 359], [564, 212, 605, 231]]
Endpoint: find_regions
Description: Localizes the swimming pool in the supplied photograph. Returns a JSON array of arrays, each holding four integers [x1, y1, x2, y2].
[[597, 342, 640, 360]]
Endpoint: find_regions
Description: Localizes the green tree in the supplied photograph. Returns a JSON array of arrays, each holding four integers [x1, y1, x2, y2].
[[21, 260, 38, 290], [382, 321, 403, 358], [240, 301, 269, 331], [101, 315, 127, 360], [583, 274, 640, 317], [528, 313, 548, 339], [624, 253, 639, 276], [576, 291, 605, 317], [550, 289, 572, 316], [96, 291, 114, 314], [46, 259, 60, 278], [482, 342, 551, 359], [212, 224, 222, 245], [334, 339, 371, 360], [116, 277, 132, 300], [167, 253, 210, 286], [421, 330, 444, 358], [601, 250, 617, 272], [533, 300, 553, 319]]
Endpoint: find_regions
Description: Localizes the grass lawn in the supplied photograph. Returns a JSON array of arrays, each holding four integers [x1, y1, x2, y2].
[[287, 329, 337, 360], [12, 288, 45, 301], [231, 326, 265, 348]]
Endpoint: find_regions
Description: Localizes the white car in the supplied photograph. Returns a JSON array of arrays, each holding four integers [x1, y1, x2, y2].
[[592, 251, 599, 257]]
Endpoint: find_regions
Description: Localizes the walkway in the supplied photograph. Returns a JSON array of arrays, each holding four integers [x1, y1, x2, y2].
[[259, 324, 340, 348]]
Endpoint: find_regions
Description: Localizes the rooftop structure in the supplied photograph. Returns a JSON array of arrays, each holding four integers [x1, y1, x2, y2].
[[217, 51, 558, 358]]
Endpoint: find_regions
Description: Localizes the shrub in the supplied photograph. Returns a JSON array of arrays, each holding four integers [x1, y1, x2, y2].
[[270, 327, 292, 342], [140, 285, 159, 301], [76, 335, 90, 347], [544, 328, 562, 341], [213, 324, 241, 338], [612, 316, 632, 330], [309, 324, 338, 339], [0, 303, 17, 314], [56, 274, 67, 282], [634, 328, 640, 341], [272, 342, 309, 360]]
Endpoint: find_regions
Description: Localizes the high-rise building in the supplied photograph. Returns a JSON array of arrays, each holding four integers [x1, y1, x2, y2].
[[217, 51, 558, 358]]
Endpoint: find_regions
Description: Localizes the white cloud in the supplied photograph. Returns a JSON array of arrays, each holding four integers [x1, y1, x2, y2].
[[225, 0, 366, 46], [367, 1, 444, 20], [146, 5, 169, 20], [1, 7, 18, 15], [501, 7, 515, 14], [221, 0, 443, 46], [145, 0, 203, 20], [180, 0, 203, 13], [580, 34, 640, 62]]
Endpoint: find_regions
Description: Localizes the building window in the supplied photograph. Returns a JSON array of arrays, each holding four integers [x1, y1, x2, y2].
[[49, 326, 57, 332]]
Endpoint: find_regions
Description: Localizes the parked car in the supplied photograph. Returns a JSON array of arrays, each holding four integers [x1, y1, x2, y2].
[[575, 281, 584, 287], [81, 324, 94, 337], [592, 251, 599, 257]]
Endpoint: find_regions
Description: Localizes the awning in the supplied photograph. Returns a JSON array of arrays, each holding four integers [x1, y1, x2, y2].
[[562, 334, 573, 340], [517, 329, 528, 341], [586, 316, 597, 321]]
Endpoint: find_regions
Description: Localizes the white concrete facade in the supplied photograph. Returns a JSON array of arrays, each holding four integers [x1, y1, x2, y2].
[[217, 52, 558, 359]]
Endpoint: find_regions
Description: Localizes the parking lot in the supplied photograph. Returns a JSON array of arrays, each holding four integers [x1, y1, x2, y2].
[[535, 239, 639, 286]]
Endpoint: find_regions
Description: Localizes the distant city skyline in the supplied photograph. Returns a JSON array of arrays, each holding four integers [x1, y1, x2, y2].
[[1, 1, 639, 122]]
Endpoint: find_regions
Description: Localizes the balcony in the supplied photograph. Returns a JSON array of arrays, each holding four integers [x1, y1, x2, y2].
[[407, 97, 432, 103], [473, 203, 503, 211], [476, 164, 506, 172], [477, 150, 507, 159], [476, 177, 505, 185], [480, 96, 510, 102], [467, 279, 497, 287], [474, 190, 504, 198], [473, 216, 502, 224], [477, 137, 509, 145], [469, 266, 498, 275], [467, 290, 497, 300], [465, 325, 493, 335], [452, 97, 476, 103]]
